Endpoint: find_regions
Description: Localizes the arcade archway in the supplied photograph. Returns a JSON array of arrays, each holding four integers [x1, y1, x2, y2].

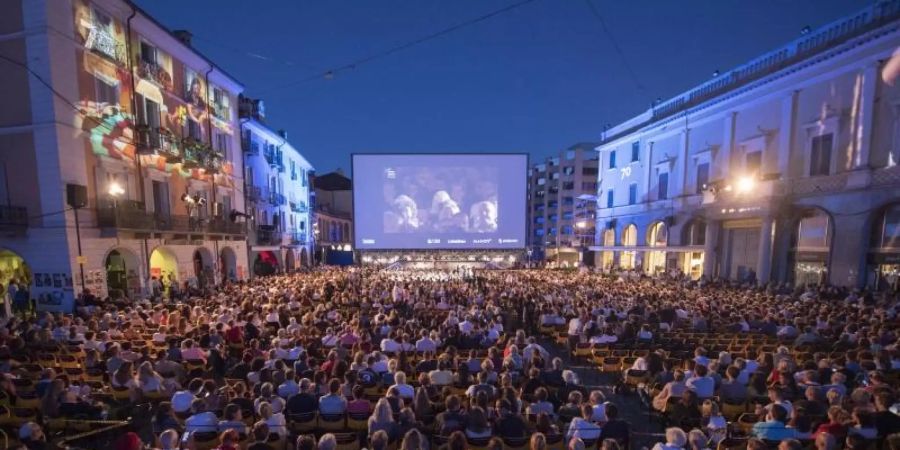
[[149, 246, 178, 293], [193, 247, 214, 287], [0, 249, 31, 300], [219, 246, 237, 283], [104, 247, 139, 299], [285, 250, 296, 271], [300, 248, 309, 267]]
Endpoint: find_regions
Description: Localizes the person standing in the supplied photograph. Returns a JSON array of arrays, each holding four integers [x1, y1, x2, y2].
[[2, 278, 15, 317]]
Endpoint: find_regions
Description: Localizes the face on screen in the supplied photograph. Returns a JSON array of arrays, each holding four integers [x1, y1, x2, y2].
[[355, 154, 526, 249], [381, 166, 498, 235]]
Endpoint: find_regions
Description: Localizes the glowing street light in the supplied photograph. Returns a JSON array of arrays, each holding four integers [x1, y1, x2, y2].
[[108, 181, 125, 197], [735, 175, 756, 194]]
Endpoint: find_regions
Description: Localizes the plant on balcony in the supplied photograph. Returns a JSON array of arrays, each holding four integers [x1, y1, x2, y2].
[[156, 127, 182, 162], [137, 60, 174, 91], [181, 137, 206, 169]]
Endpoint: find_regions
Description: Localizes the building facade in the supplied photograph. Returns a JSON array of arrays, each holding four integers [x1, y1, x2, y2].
[[527, 143, 599, 266], [312, 170, 353, 264], [240, 104, 314, 275], [592, 1, 900, 289], [0, 0, 250, 311]]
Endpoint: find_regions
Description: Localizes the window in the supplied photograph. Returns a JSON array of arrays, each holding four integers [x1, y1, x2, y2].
[[809, 133, 833, 176], [658, 172, 669, 200], [534, 228, 545, 237], [562, 225, 574, 235], [606, 190, 614, 208], [628, 183, 638, 205], [549, 214, 558, 222], [214, 131, 229, 154], [94, 76, 118, 105], [186, 119, 201, 140], [609, 151, 617, 169], [696, 162, 710, 194], [562, 211, 573, 220], [548, 227, 557, 236], [140, 40, 157, 65], [563, 196, 574, 206], [562, 181, 574, 191], [562, 166, 575, 175], [631, 142, 640, 162], [582, 167, 598, 176], [745, 151, 762, 175]]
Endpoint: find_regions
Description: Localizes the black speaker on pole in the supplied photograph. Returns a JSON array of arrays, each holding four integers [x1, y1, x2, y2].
[[66, 184, 87, 208]]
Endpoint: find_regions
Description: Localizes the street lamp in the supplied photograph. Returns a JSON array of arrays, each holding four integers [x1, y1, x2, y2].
[[735, 175, 756, 194]]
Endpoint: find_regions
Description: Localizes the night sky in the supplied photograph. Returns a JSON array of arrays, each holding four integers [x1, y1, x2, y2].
[[135, 0, 871, 173]]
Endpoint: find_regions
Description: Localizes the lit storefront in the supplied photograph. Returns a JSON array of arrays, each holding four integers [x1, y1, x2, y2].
[[790, 210, 831, 287], [680, 220, 706, 280], [868, 204, 900, 290], [620, 224, 637, 269], [600, 228, 615, 269]]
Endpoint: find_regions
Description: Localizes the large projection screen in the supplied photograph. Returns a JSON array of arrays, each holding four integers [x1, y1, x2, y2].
[[353, 153, 527, 250]]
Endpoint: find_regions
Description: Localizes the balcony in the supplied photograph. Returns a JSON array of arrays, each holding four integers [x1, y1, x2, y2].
[[137, 60, 173, 91], [289, 230, 307, 245], [97, 202, 244, 236], [0, 205, 28, 234], [135, 127, 181, 162], [255, 225, 279, 246], [246, 186, 263, 203], [290, 201, 308, 213], [270, 192, 286, 206]]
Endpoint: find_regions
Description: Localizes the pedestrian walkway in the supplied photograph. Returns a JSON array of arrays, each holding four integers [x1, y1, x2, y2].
[[540, 337, 665, 449]]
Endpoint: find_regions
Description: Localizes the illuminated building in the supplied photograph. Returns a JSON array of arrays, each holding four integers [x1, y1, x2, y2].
[[527, 143, 599, 266], [312, 170, 353, 264], [0, 0, 249, 310], [239, 100, 314, 274], [592, 1, 900, 289]]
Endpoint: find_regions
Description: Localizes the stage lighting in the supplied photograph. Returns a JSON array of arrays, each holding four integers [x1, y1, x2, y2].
[[108, 181, 125, 197]]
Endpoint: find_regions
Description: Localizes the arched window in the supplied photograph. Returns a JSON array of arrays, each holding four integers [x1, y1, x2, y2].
[[601, 228, 615, 269], [870, 204, 900, 290], [647, 222, 668, 247], [683, 219, 706, 246], [621, 224, 637, 269], [792, 209, 831, 286], [646, 222, 668, 274]]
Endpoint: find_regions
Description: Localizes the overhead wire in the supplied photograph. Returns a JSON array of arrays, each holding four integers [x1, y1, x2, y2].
[[255, 0, 540, 93], [582, 0, 648, 99]]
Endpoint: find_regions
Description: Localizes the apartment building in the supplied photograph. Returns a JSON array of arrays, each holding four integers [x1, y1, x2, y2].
[[0, 0, 249, 310], [240, 99, 314, 275], [527, 143, 599, 266]]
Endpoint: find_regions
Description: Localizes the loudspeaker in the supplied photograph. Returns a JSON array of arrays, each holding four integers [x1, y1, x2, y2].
[[66, 184, 87, 208]]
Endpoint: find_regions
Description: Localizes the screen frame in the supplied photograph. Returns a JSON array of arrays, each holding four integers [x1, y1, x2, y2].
[[350, 152, 530, 250]]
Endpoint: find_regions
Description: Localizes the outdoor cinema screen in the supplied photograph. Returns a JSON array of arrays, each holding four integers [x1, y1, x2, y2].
[[352, 153, 527, 250]]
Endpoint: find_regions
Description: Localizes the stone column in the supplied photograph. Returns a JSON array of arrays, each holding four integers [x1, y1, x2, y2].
[[777, 91, 798, 179], [703, 220, 720, 279], [756, 217, 774, 284], [715, 112, 736, 181]]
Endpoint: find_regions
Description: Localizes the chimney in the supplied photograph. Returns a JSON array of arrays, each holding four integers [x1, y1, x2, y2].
[[173, 30, 193, 46], [277, 129, 288, 140]]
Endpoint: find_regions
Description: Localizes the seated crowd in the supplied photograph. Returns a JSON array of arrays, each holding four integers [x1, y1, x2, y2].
[[0, 268, 897, 450]]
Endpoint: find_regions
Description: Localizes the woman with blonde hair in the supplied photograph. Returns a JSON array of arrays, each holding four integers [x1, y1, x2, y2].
[[136, 361, 165, 396], [400, 428, 429, 450], [255, 401, 286, 438], [530, 432, 548, 450], [652, 427, 688, 450], [368, 398, 399, 442]]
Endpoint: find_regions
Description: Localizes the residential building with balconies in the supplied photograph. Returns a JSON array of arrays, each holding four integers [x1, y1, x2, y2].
[[0, 0, 252, 311], [312, 170, 353, 264], [526, 143, 599, 266], [592, 1, 900, 290], [239, 105, 314, 274]]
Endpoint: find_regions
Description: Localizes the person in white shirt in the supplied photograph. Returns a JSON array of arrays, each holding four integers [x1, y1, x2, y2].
[[566, 404, 602, 440], [415, 330, 436, 353], [151, 326, 167, 344], [184, 399, 218, 433], [589, 391, 608, 423], [381, 334, 401, 353], [390, 371, 414, 399]]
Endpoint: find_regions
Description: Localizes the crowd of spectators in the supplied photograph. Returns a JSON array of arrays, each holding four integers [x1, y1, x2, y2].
[[0, 267, 897, 450]]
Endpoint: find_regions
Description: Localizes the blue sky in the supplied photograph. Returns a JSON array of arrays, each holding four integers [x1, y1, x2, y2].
[[135, 0, 871, 173]]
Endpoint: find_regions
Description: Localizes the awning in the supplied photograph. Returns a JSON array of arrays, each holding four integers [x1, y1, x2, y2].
[[588, 245, 704, 253], [251, 246, 280, 252]]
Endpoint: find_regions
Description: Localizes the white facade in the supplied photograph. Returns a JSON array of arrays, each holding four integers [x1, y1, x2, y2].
[[0, 0, 250, 312], [592, 1, 900, 289], [241, 119, 314, 273]]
